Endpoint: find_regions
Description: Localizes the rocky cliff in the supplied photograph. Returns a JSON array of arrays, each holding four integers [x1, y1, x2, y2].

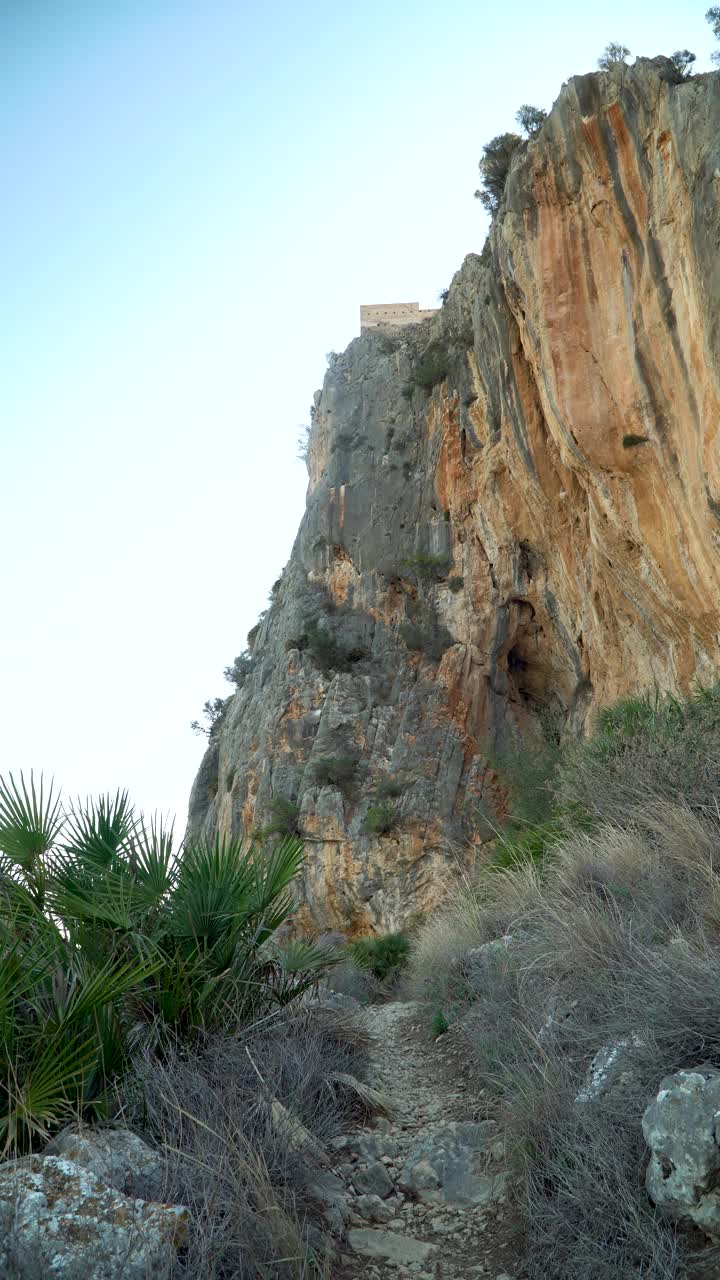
[[188, 58, 720, 934]]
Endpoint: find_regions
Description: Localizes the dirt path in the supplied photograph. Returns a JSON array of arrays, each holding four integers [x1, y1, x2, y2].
[[335, 1001, 524, 1280]]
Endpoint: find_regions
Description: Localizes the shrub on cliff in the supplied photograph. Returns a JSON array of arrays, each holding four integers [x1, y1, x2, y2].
[[708, 6, 720, 65], [0, 772, 332, 1155], [311, 755, 358, 790], [399, 601, 454, 661], [515, 103, 547, 137], [301, 615, 368, 673], [400, 552, 451, 581], [474, 132, 522, 214], [413, 341, 449, 390], [597, 41, 631, 69], [223, 649, 255, 687], [191, 694, 231, 738], [668, 49, 696, 79], [256, 794, 302, 838], [363, 800, 398, 835]]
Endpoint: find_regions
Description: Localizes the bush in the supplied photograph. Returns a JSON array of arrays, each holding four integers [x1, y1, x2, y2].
[[515, 104, 547, 137], [256, 794, 302, 838], [411, 806, 720, 1277], [475, 133, 522, 214], [297, 422, 311, 462], [408, 683, 720, 1277], [413, 342, 449, 390], [374, 776, 406, 800], [350, 932, 410, 983], [622, 432, 649, 448], [0, 772, 332, 1155], [431, 1010, 449, 1038], [400, 552, 451, 581], [399, 604, 454, 661], [311, 755, 358, 789], [363, 801, 398, 835], [131, 1009, 369, 1278], [708, 6, 720, 65], [668, 49, 696, 79], [301, 615, 367, 673], [598, 41, 631, 70], [448, 575, 464, 592], [191, 695, 231, 738], [556, 684, 720, 828], [224, 649, 255, 687]]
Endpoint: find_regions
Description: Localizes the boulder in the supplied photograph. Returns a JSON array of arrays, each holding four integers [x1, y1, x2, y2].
[[307, 1169, 351, 1233], [398, 1121, 506, 1206], [352, 1159, 394, 1198], [354, 1193, 394, 1224], [643, 1067, 720, 1237], [329, 1132, 399, 1161], [347, 1227, 438, 1265], [575, 1035, 645, 1103], [45, 1125, 166, 1200], [0, 1153, 188, 1279]]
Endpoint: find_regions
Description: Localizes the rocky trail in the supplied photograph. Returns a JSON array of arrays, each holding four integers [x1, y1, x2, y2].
[[326, 1002, 523, 1280]]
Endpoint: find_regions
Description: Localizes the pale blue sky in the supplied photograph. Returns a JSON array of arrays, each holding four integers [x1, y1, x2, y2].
[[1, 1, 715, 828]]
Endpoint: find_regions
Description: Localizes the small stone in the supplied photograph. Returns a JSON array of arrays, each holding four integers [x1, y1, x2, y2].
[[354, 1158, 394, 1198], [399, 1122, 506, 1207], [355, 1193, 395, 1224]]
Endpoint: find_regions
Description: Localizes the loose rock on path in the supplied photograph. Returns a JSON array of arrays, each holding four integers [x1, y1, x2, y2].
[[334, 1001, 524, 1280]]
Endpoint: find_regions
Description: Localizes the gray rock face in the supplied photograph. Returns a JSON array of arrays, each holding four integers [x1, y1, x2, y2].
[[398, 1121, 506, 1206], [643, 1068, 720, 1237], [188, 59, 720, 933], [347, 1227, 438, 1264], [44, 1126, 166, 1201], [0, 1153, 188, 1279]]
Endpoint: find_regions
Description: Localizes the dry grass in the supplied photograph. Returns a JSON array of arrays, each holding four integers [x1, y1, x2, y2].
[[556, 686, 720, 827], [410, 802, 720, 1278], [124, 1008, 369, 1279]]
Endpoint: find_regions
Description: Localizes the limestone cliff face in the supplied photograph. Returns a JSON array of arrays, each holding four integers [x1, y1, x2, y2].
[[188, 59, 720, 934]]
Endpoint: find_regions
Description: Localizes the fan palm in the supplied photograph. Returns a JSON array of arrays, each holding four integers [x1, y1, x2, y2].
[[0, 771, 335, 1153]]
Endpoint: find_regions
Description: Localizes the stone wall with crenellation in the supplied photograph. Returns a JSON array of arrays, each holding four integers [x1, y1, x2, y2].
[[360, 302, 439, 332]]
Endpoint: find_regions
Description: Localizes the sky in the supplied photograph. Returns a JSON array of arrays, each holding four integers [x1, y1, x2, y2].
[[1, 0, 716, 832]]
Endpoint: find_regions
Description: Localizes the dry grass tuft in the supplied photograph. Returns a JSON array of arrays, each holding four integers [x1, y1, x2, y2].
[[124, 1009, 367, 1278], [411, 801, 720, 1278]]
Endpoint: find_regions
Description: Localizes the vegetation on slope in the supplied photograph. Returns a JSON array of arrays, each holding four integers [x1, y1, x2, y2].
[[409, 683, 720, 1279], [0, 772, 378, 1275]]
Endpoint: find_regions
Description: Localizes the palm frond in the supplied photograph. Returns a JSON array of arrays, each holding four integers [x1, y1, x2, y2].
[[63, 790, 134, 869], [1, 1032, 98, 1155], [244, 836, 304, 943], [325, 1070, 393, 1117], [167, 834, 256, 947], [131, 811, 176, 897], [0, 771, 62, 895]]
